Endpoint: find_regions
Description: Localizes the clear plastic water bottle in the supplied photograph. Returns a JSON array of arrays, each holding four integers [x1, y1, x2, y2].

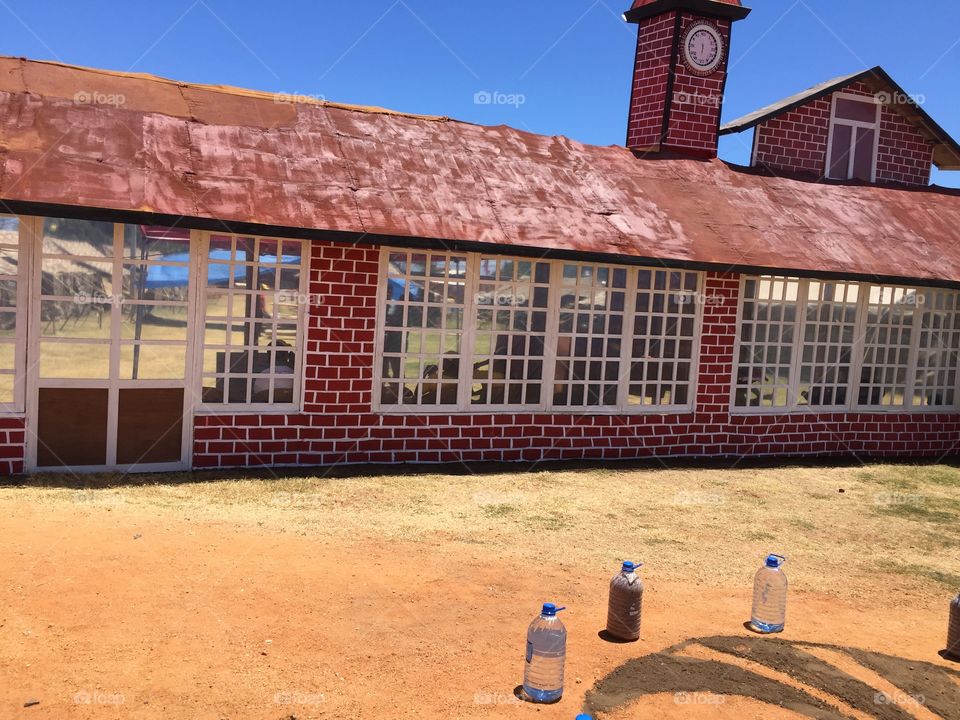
[[522, 602, 567, 703], [750, 554, 787, 634], [606, 561, 643, 641]]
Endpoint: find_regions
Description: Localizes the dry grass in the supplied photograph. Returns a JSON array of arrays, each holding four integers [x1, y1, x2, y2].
[[3, 462, 959, 603]]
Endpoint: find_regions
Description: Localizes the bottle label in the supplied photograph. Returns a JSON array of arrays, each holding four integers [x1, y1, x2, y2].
[[525, 641, 533, 664]]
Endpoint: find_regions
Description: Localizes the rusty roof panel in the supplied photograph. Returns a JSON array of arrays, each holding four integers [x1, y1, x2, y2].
[[2, 58, 960, 283]]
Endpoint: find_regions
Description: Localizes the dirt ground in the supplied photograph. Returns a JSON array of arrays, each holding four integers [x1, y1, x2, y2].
[[1, 462, 959, 719]]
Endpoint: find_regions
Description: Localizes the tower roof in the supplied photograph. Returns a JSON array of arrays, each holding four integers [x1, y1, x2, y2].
[[624, 0, 750, 23]]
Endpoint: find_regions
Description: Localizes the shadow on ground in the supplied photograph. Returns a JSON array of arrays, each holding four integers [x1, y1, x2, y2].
[[4, 457, 960, 490], [585, 635, 960, 719]]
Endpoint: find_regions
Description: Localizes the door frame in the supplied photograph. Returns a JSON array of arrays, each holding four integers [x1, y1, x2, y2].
[[23, 218, 199, 473]]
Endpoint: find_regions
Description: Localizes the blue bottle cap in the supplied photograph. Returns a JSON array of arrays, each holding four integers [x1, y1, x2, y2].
[[576, 715, 594, 720], [766, 554, 786, 568], [541, 602, 557, 616], [622, 561, 640, 573]]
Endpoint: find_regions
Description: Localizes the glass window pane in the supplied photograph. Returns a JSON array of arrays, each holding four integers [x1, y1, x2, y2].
[[828, 124, 853, 179], [627, 270, 701, 407], [39, 342, 110, 379], [201, 235, 305, 406], [42, 218, 114, 258], [733, 276, 800, 408], [551, 263, 626, 408], [381, 251, 466, 408], [859, 285, 916, 407], [471, 256, 550, 407], [120, 344, 187, 380], [852, 127, 875, 181], [834, 97, 878, 123]]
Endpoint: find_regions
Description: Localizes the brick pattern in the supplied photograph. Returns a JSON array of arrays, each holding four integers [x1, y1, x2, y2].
[[0, 417, 25, 474], [663, 13, 731, 156], [627, 11, 677, 150], [754, 80, 934, 186], [192, 264, 960, 469], [627, 11, 731, 158]]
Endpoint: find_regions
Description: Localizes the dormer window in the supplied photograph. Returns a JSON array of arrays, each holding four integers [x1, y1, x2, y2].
[[826, 93, 881, 182]]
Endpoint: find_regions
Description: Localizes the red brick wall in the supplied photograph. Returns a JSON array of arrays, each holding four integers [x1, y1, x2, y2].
[[191, 257, 960, 469], [0, 417, 25, 474], [626, 12, 731, 157], [663, 13, 731, 157], [626, 11, 678, 150], [754, 80, 934, 186]]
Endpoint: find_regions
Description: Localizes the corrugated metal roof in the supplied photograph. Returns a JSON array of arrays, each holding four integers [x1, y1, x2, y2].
[[1, 57, 960, 285], [721, 66, 960, 170]]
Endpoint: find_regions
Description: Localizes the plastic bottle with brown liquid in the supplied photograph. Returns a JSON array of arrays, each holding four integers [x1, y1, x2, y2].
[[947, 593, 960, 660], [606, 561, 643, 641]]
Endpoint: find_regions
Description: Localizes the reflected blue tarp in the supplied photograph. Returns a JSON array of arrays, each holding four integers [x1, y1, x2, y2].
[[145, 250, 300, 288]]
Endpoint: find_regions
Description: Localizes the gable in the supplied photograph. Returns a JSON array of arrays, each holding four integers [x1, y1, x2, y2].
[[751, 79, 934, 186], [722, 67, 960, 181]]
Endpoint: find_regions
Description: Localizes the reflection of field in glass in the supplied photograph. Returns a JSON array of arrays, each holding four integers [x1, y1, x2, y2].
[[39, 305, 189, 380], [202, 293, 299, 376]]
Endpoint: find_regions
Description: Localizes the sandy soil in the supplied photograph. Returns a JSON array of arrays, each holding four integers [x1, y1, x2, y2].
[[1, 491, 958, 719]]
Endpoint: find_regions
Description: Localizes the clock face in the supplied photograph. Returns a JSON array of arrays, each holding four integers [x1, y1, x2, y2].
[[682, 22, 724, 76]]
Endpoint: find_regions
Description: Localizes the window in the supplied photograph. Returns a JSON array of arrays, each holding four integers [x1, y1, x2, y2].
[[826, 93, 880, 182], [798, 280, 859, 407], [374, 249, 704, 412], [379, 250, 467, 407], [553, 263, 627, 408], [859, 286, 916, 407], [734, 276, 800, 408], [734, 275, 960, 412], [36, 220, 194, 382], [198, 234, 307, 408], [911, 289, 960, 407], [0, 216, 25, 411], [37, 218, 115, 380], [628, 269, 699, 406], [471, 256, 550, 408]]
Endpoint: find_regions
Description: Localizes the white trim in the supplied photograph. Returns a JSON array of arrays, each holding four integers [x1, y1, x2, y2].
[[825, 91, 881, 182], [371, 248, 703, 415]]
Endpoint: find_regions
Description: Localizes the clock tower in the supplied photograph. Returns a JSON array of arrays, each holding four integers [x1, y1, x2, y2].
[[624, 0, 751, 158]]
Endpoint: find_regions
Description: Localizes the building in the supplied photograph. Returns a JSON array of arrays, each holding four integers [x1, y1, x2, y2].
[[0, 0, 959, 474]]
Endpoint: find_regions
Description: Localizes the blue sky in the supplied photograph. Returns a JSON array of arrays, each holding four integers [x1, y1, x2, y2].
[[4, 0, 960, 186]]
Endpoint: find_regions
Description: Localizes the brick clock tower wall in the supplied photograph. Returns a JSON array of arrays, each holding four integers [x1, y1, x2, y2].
[[665, 13, 732, 154], [625, 0, 749, 158]]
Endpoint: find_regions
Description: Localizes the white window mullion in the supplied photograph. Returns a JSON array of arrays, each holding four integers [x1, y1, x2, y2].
[[848, 282, 870, 411], [787, 278, 809, 412], [616, 266, 639, 411], [457, 253, 480, 412], [904, 292, 923, 410], [542, 258, 562, 412]]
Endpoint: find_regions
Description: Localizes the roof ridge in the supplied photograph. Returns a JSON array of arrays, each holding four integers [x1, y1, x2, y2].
[[6, 55, 453, 123]]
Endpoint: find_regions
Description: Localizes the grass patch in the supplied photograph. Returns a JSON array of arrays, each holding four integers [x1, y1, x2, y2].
[[524, 512, 570, 531], [876, 560, 960, 590], [481, 504, 517, 518], [875, 496, 960, 525]]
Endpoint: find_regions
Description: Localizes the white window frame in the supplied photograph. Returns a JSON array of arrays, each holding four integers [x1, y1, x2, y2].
[[732, 275, 960, 414], [371, 247, 704, 414], [825, 91, 881, 182], [193, 231, 310, 414], [0, 214, 29, 414]]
